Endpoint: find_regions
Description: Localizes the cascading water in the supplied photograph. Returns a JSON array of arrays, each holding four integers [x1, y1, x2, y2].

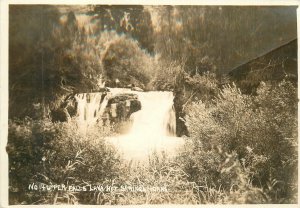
[[75, 88, 184, 161], [108, 88, 184, 161], [75, 92, 108, 133]]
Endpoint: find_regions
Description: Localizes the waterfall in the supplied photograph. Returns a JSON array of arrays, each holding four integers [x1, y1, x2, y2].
[[75, 92, 108, 133], [108, 88, 184, 161], [74, 88, 184, 161], [126, 91, 176, 137]]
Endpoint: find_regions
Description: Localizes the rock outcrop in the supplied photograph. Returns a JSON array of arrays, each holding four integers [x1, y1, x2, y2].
[[104, 93, 141, 124], [51, 94, 77, 122]]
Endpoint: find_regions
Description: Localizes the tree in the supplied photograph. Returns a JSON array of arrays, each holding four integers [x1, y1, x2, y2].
[[88, 5, 155, 53], [9, 6, 104, 119], [101, 35, 153, 88], [152, 6, 297, 75]]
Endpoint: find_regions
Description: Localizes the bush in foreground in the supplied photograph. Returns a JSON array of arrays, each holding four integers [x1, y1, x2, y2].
[[8, 118, 121, 205], [180, 80, 297, 203]]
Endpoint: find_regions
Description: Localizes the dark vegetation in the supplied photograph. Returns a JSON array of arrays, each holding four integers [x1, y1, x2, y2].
[[8, 5, 297, 204], [229, 39, 297, 94]]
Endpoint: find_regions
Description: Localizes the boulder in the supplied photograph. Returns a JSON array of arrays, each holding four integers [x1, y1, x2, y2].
[[106, 93, 141, 123], [51, 94, 77, 122], [51, 108, 71, 122]]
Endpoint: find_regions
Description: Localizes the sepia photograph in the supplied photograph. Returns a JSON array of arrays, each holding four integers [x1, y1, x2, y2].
[[1, 0, 299, 206]]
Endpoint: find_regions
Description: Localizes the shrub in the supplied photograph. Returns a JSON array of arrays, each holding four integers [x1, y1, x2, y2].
[[180, 80, 297, 203], [149, 60, 184, 91], [7, 118, 121, 205]]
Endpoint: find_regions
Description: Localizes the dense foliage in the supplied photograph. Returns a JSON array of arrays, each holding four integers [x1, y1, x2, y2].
[[8, 118, 120, 204], [9, 6, 154, 119], [88, 5, 155, 54], [179, 79, 297, 203], [10, 7, 103, 118], [154, 6, 297, 74], [102, 35, 154, 88]]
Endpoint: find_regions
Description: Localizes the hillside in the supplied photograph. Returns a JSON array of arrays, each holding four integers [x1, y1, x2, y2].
[[229, 39, 297, 94]]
